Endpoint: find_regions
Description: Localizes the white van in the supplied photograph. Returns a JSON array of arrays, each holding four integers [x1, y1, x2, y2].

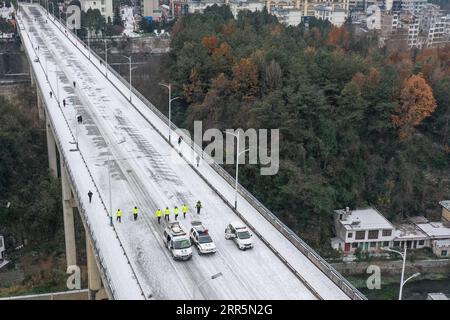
[[163, 222, 192, 260]]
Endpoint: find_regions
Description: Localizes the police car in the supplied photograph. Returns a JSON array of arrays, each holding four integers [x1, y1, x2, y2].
[[189, 220, 217, 254]]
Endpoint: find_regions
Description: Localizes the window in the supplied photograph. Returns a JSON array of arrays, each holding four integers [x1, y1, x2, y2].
[[352, 243, 358, 248], [382, 229, 392, 237], [355, 231, 365, 240], [419, 240, 425, 246], [347, 232, 353, 239], [383, 241, 389, 247], [368, 230, 379, 240], [394, 241, 400, 247], [442, 250, 448, 256], [370, 242, 376, 248]]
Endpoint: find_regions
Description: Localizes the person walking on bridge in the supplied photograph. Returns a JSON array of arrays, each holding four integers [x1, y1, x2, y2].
[[132, 206, 138, 221], [116, 209, 122, 223], [195, 201, 202, 215], [155, 208, 162, 224], [87, 190, 93, 203], [174, 206, 179, 221], [182, 204, 188, 219], [164, 207, 170, 221]]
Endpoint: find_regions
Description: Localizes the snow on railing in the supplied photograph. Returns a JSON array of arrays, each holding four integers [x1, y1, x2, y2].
[[41, 5, 364, 300], [16, 6, 147, 300]]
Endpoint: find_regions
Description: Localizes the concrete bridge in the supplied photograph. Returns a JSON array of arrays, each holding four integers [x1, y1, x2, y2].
[[15, 2, 365, 300]]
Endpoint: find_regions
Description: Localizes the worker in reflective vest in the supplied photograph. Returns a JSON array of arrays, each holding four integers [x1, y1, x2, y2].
[[174, 206, 179, 221], [133, 206, 138, 221], [182, 204, 188, 219], [195, 201, 202, 214], [116, 209, 122, 223], [164, 207, 170, 221], [155, 209, 162, 224]]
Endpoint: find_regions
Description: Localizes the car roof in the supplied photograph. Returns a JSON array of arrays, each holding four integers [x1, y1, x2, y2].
[[230, 221, 247, 229]]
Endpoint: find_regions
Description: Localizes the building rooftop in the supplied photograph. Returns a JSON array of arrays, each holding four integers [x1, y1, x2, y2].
[[335, 207, 394, 231], [439, 200, 450, 211], [393, 224, 428, 239], [427, 293, 449, 300], [416, 222, 450, 239], [433, 239, 450, 247], [409, 216, 429, 224]]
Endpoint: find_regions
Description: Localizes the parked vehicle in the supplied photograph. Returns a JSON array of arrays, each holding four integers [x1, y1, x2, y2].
[[190, 220, 217, 254], [163, 221, 192, 260], [225, 221, 253, 250]]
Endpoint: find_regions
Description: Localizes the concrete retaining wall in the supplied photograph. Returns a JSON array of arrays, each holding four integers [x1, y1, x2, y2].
[[332, 259, 450, 276]]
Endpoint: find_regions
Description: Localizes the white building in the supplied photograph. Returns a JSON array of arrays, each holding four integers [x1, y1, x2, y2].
[[229, 0, 265, 19], [401, 0, 427, 14], [431, 239, 450, 257], [81, 0, 113, 21], [141, 0, 161, 19], [188, 0, 222, 14], [427, 293, 449, 300], [331, 207, 395, 253], [314, 5, 348, 27], [366, 4, 381, 30], [392, 224, 429, 249]]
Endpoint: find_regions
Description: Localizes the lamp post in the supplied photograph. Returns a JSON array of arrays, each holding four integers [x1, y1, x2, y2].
[[159, 83, 179, 145], [107, 151, 112, 226], [121, 55, 133, 102], [193, 272, 222, 299], [224, 131, 249, 210], [103, 39, 113, 78], [382, 247, 421, 300]]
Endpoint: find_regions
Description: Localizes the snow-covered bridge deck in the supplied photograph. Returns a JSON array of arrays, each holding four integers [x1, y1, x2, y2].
[[17, 3, 362, 300]]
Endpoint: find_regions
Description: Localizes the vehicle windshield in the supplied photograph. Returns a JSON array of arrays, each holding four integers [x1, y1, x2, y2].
[[173, 239, 191, 249], [198, 235, 212, 244], [237, 231, 251, 239]]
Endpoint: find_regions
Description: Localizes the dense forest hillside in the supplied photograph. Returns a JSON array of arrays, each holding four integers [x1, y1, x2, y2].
[[0, 87, 63, 249], [167, 6, 450, 252]]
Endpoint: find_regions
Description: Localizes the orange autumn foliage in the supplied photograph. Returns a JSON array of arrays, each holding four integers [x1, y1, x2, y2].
[[201, 35, 219, 54], [232, 58, 259, 101], [392, 74, 436, 140]]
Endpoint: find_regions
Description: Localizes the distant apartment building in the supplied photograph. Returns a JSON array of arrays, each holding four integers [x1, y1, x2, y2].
[[401, 0, 427, 14], [142, 0, 162, 20], [314, 5, 348, 27], [81, 0, 113, 21], [230, 0, 264, 18], [332, 201, 450, 257]]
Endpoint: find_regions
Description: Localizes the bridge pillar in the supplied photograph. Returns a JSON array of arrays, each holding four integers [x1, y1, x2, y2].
[[86, 230, 103, 300], [46, 120, 58, 177], [36, 89, 45, 121], [61, 161, 77, 267], [30, 65, 34, 87]]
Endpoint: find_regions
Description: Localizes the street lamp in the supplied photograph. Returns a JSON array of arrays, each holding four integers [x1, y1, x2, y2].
[[382, 247, 420, 300], [159, 83, 179, 145], [224, 131, 249, 210], [103, 39, 113, 78], [193, 272, 223, 299], [121, 55, 134, 102]]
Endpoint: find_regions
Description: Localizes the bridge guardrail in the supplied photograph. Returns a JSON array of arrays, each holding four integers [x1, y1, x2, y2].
[[16, 7, 147, 300], [43, 6, 365, 300]]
